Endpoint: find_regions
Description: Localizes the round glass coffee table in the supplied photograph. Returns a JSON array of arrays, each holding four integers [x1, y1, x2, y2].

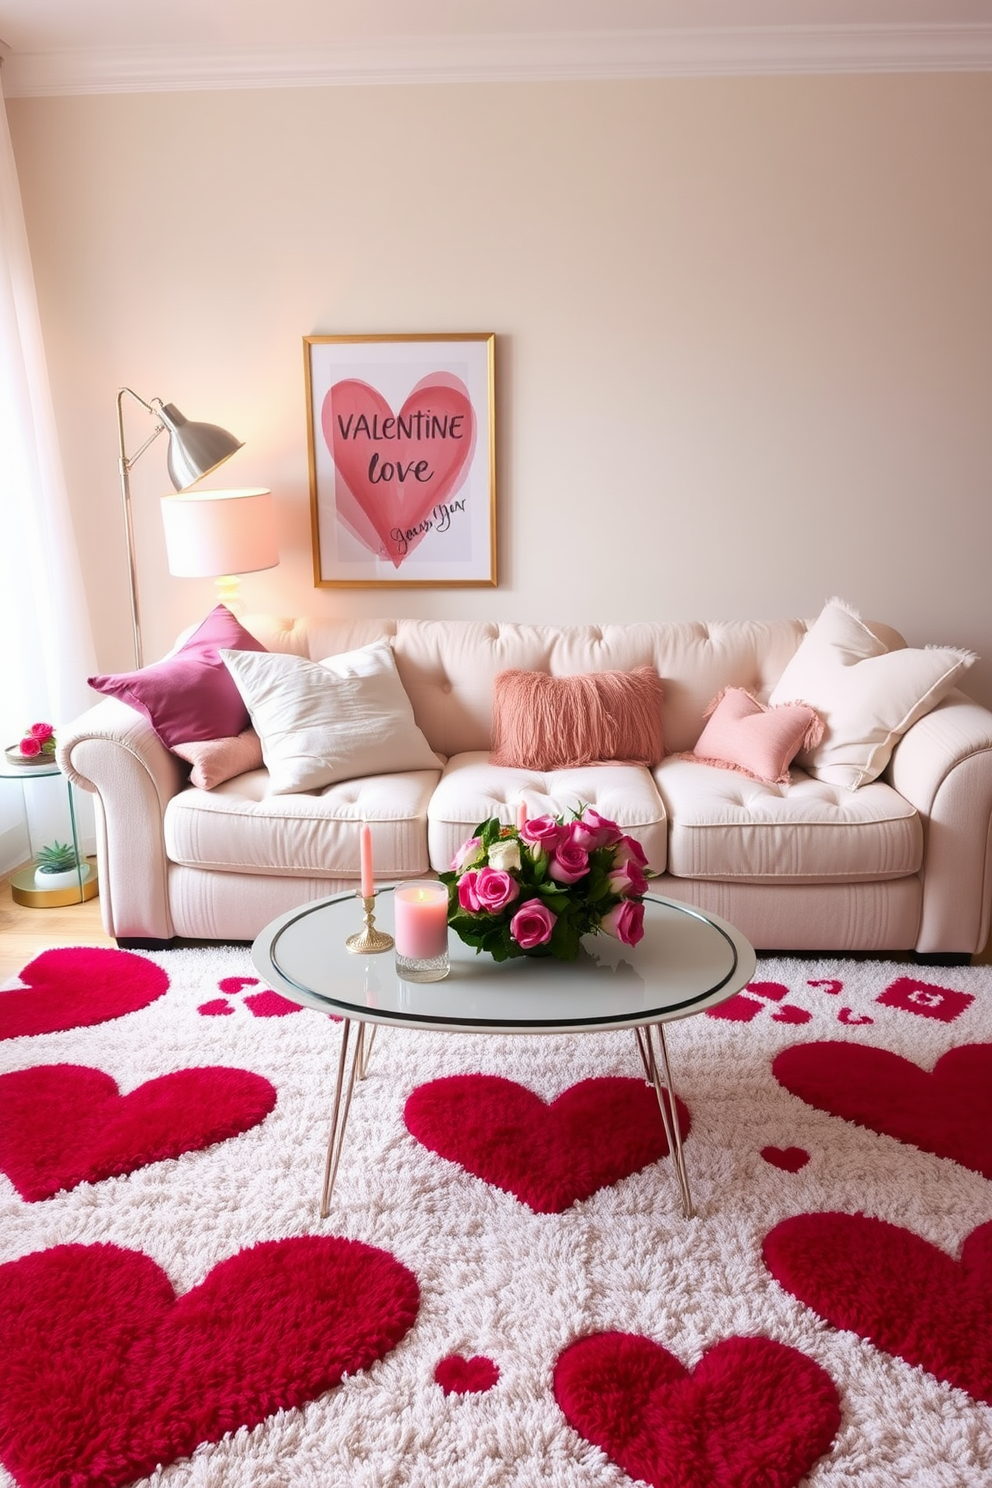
[[252, 889, 756, 1221]]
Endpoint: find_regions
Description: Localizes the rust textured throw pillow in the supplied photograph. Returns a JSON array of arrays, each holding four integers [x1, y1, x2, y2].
[[489, 667, 663, 771]]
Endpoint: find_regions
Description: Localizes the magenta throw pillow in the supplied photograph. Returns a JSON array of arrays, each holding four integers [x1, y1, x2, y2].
[[88, 606, 268, 748], [685, 687, 824, 785]]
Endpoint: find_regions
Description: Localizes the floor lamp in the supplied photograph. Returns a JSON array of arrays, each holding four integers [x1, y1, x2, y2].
[[160, 487, 279, 615], [117, 387, 244, 668]]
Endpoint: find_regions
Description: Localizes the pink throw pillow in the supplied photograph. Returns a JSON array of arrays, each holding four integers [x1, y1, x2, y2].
[[685, 688, 824, 785], [88, 605, 268, 748], [172, 729, 264, 789], [489, 667, 663, 771]]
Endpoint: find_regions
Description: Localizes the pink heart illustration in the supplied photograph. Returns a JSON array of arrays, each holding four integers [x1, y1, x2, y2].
[[198, 998, 234, 1017], [0, 1063, 277, 1201], [0, 1237, 419, 1488], [764, 1213, 992, 1404], [243, 989, 302, 1018], [772, 1005, 813, 1024], [0, 947, 168, 1040], [773, 1042, 992, 1178], [434, 1353, 500, 1395], [761, 1145, 810, 1173], [323, 375, 475, 567], [554, 1332, 840, 1487], [404, 1074, 689, 1213]]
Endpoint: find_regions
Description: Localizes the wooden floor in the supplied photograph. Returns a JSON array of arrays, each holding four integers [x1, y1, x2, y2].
[[2, 867, 991, 982]]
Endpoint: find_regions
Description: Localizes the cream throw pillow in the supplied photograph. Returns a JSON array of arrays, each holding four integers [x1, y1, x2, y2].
[[768, 598, 976, 789], [221, 642, 440, 795]]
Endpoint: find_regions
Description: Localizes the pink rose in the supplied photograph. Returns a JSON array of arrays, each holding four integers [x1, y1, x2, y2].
[[520, 815, 564, 855], [548, 841, 590, 884], [18, 736, 41, 758], [601, 898, 645, 946], [608, 859, 648, 897], [452, 835, 484, 872], [612, 834, 648, 869], [29, 723, 54, 742], [474, 866, 520, 913], [458, 870, 482, 912], [510, 899, 557, 950], [570, 808, 622, 851]]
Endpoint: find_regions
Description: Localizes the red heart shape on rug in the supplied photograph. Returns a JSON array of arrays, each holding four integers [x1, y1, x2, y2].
[[0, 1064, 277, 1201], [554, 1331, 840, 1487], [773, 1042, 992, 1178], [404, 1075, 689, 1213], [0, 1236, 419, 1488], [763, 1213, 992, 1404], [772, 1005, 813, 1024], [761, 1145, 810, 1173], [323, 376, 475, 568], [434, 1353, 500, 1395], [0, 947, 168, 1040]]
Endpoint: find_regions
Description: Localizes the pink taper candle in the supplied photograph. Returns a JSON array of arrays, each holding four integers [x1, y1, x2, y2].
[[360, 822, 374, 898], [517, 798, 527, 832]]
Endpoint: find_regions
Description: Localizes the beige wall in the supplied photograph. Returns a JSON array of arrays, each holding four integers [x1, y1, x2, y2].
[[8, 73, 992, 701]]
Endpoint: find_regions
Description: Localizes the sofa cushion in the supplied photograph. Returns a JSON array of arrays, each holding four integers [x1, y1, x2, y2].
[[768, 599, 976, 789], [164, 767, 439, 878], [172, 729, 263, 790], [427, 752, 667, 876], [489, 666, 663, 770], [657, 757, 922, 883], [683, 688, 824, 785], [87, 605, 267, 747], [221, 641, 440, 795]]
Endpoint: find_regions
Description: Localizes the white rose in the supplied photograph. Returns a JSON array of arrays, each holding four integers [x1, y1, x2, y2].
[[487, 839, 521, 873]]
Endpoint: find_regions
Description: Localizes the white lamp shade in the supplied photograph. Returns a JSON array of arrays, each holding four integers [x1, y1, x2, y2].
[[160, 488, 279, 577]]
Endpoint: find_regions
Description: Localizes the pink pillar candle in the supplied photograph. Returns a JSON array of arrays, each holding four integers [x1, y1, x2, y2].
[[360, 822, 374, 898], [394, 881, 449, 960], [517, 798, 527, 832]]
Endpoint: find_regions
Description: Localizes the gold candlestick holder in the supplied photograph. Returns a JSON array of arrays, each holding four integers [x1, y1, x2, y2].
[[346, 892, 394, 953]]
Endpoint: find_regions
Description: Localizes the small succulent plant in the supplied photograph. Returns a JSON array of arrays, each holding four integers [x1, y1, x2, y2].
[[35, 840, 80, 874]]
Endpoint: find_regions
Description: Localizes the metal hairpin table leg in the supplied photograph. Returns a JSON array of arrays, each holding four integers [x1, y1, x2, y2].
[[319, 1018, 367, 1219], [642, 1021, 695, 1220]]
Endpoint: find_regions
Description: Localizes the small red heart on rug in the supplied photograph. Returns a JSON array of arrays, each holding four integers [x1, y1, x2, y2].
[[772, 1005, 813, 1024], [761, 1145, 810, 1173], [0, 1064, 277, 1201], [323, 377, 475, 568], [706, 992, 765, 1022], [198, 998, 234, 1017], [554, 1331, 840, 1487], [763, 1213, 992, 1404], [434, 1353, 500, 1395], [404, 1075, 689, 1213], [808, 978, 844, 995], [773, 1042, 992, 1178], [0, 947, 168, 1040], [243, 989, 302, 1018], [837, 1007, 873, 1025], [218, 976, 260, 995], [0, 1236, 419, 1488], [748, 980, 790, 1002]]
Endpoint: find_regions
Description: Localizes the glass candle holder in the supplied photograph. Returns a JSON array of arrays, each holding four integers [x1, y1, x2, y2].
[[394, 880, 449, 982]]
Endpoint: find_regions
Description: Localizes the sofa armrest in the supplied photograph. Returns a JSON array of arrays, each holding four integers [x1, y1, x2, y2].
[[56, 699, 187, 941], [886, 689, 992, 955]]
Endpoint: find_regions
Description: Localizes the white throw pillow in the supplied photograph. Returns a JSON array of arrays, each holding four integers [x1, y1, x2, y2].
[[768, 598, 976, 789], [221, 641, 440, 794]]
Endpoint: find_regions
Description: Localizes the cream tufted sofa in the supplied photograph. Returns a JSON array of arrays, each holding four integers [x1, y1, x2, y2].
[[58, 615, 992, 960]]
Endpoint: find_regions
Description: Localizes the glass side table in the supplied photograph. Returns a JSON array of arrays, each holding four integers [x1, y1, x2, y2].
[[1, 753, 98, 909]]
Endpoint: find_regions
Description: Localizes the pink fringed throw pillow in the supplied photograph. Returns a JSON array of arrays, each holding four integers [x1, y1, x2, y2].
[[490, 667, 663, 771], [685, 688, 824, 785], [172, 729, 264, 789]]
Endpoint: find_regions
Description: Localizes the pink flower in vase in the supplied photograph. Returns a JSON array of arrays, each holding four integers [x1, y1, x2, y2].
[[520, 815, 564, 856], [510, 899, 557, 950], [29, 723, 55, 743], [548, 841, 590, 885], [570, 808, 622, 851], [452, 836, 484, 871], [608, 859, 648, 898], [473, 867, 520, 913], [612, 833, 648, 868], [18, 736, 42, 758], [458, 870, 483, 912], [602, 898, 645, 946]]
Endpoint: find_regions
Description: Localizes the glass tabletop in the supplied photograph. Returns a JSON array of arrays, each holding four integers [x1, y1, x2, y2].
[[252, 888, 756, 1034]]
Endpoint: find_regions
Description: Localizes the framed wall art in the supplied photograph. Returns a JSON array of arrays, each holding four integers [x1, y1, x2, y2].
[[304, 332, 496, 588]]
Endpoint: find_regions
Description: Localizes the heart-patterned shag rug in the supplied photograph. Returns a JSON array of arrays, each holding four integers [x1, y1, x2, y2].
[[1, 944, 991, 1488]]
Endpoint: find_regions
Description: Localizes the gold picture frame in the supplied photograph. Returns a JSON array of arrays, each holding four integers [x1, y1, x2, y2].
[[304, 332, 496, 588]]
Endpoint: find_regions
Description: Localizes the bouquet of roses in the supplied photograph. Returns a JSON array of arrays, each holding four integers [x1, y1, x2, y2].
[[16, 722, 56, 760], [441, 806, 648, 963]]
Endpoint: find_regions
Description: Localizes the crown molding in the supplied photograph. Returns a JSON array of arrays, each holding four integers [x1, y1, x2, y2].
[[3, 24, 991, 98]]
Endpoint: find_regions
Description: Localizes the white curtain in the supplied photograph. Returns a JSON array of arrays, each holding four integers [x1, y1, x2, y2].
[[0, 68, 97, 869]]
